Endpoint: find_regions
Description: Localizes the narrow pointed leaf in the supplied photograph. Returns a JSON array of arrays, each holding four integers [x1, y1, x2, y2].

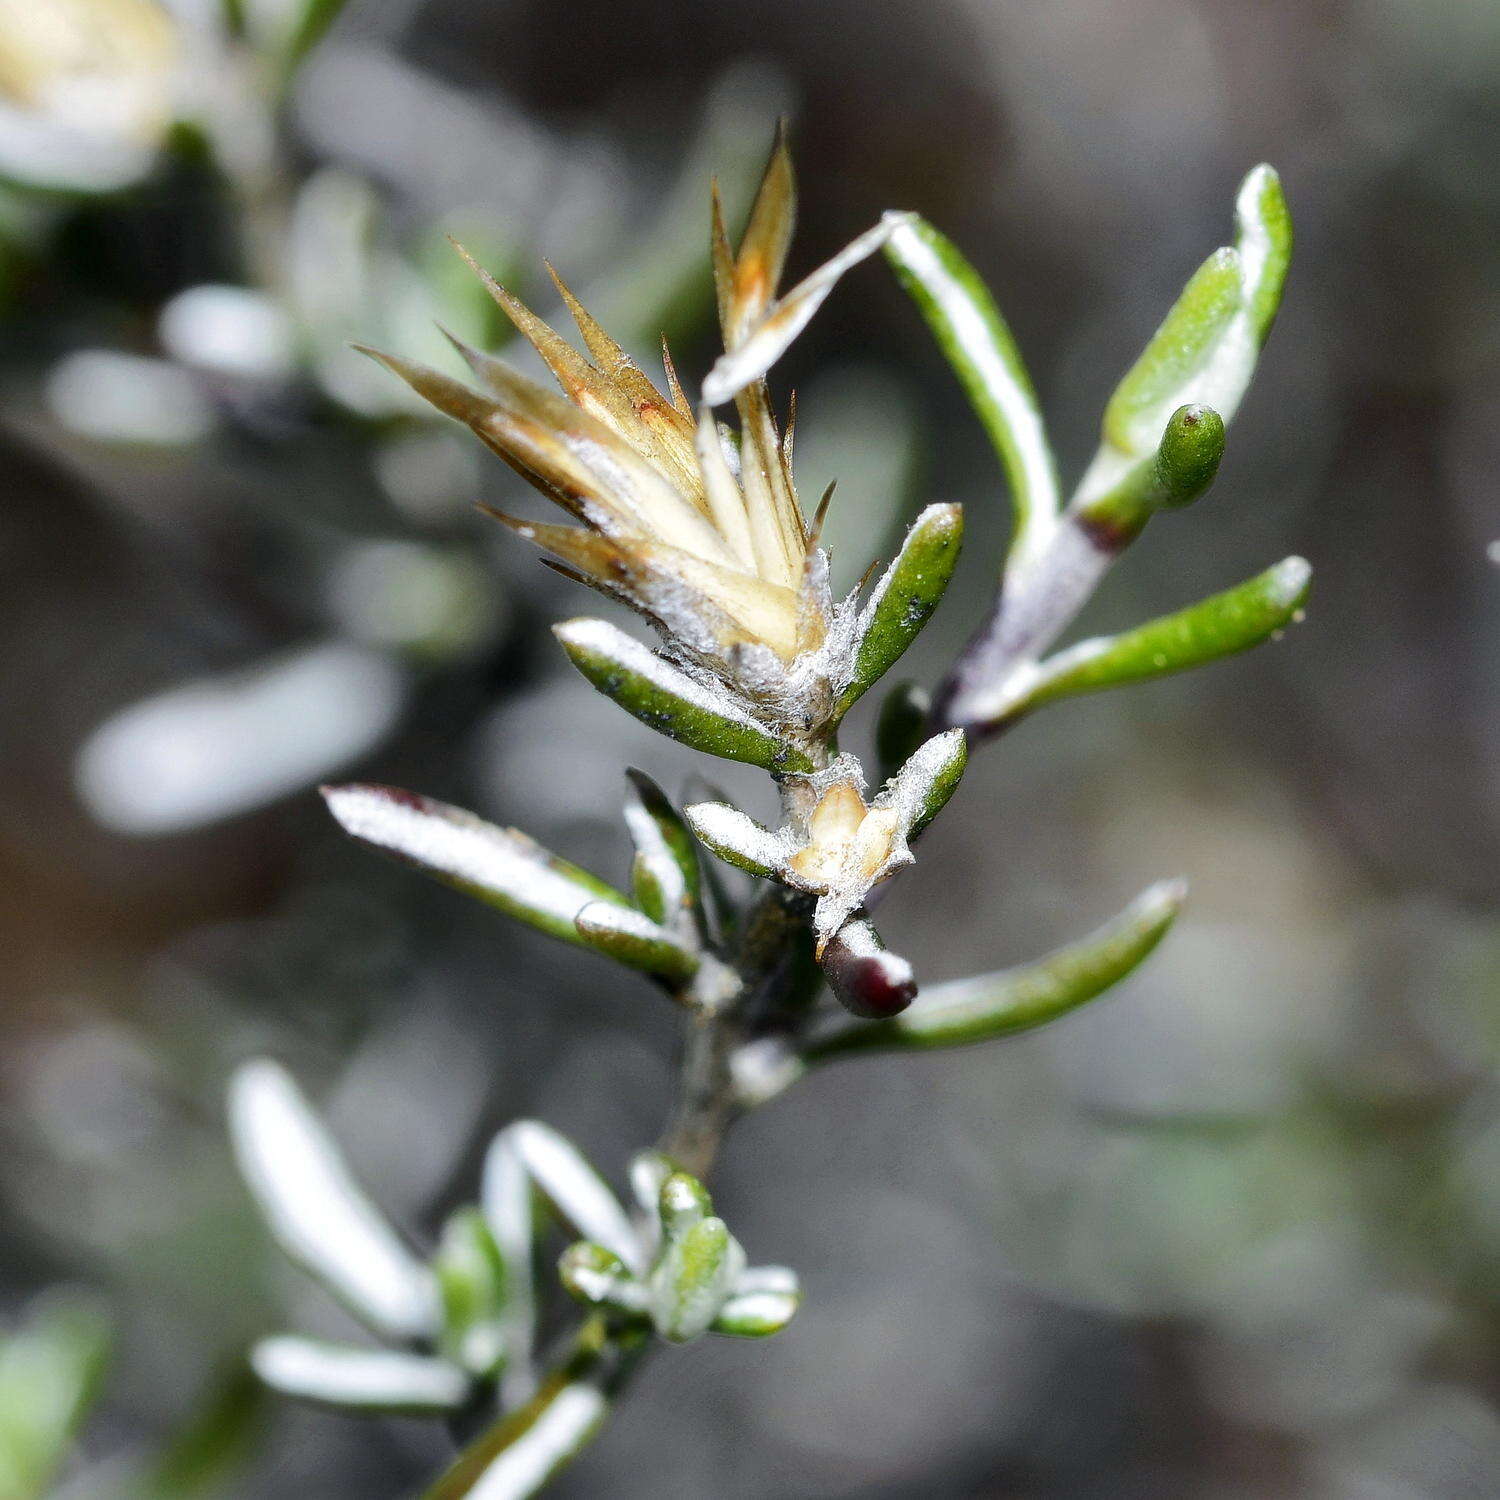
[[996, 557, 1311, 727], [835, 503, 964, 719], [322, 783, 631, 946], [574, 901, 700, 985], [553, 618, 816, 773], [883, 214, 1059, 568], [1236, 163, 1293, 345], [251, 1338, 468, 1415], [808, 880, 1185, 1057], [228, 1061, 438, 1341], [682, 802, 783, 879]]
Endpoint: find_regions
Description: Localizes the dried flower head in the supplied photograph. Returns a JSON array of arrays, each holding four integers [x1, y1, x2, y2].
[[361, 129, 907, 738]]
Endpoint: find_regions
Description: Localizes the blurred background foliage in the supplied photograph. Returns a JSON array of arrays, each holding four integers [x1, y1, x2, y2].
[[2, 0, 1499, 1495]]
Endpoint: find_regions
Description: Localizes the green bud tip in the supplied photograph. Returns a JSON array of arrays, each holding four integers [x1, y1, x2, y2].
[[1156, 403, 1226, 508]]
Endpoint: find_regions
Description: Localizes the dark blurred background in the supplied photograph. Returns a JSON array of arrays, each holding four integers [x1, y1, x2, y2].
[[3, 0, 1500, 1495]]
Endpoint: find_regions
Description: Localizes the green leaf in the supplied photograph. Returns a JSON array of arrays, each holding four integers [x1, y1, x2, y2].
[[1236, 163, 1293, 345], [883, 215, 1059, 569], [279, 0, 350, 74], [807, 880, 1186, 1056], [622, 770, 700, 921], [1000, 557, 1311, 725], [874, 680, 931, 780], [650, 1218, 745, 1344], [711, 1267, 801, 1338], [1104, 247, 1242, 457], [888, 727, 967, 840], [0, 1293, 110, 1500], [322, 783, 632, 948], [573, 901, 700, 985], [682, 801, 783, 879], [136, 1364, 266, 1500], [1081, 165, 1292, 502], [228, 1061, 439, 1342], [422, 1357, 610, 1500], [557, 1243, 647, 1315], [553, 619, 815, 774], [250, 1337, 468, 1416], [835, 503, 964, 719], [434, 1209, 508, 1379]]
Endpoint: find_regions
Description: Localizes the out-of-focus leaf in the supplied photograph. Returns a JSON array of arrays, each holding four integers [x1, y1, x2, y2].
[[435, 1209, 508, 1379], [321, 783, 632, 947], [711, 1266, 801, 1338], [557, 1244, 647, 1315], [135, 1364, 266, 1500], [648, 1175, 744, 1343], [573, 902, 700, 985], [995, 557, 1311, 727], [250, 1338, 467, 1416], [808, 881, 1185, 1056], [874, 681, 931, 780], [0, 1293, 110, 1500], [553, 618, 815, 773], [228, 1061, 439, 1341], [835, 503, 963, 720], [883, 215, 1059, 570], [422, 1368, 609, 1500], [486, 1123, 641, 1274]]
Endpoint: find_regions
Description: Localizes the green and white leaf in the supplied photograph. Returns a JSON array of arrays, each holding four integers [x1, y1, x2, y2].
[[251, 1337, 468, 1415], [1076, 165, 1291, 507], [573, 901, 700, 984], [808, 880, 1186, 1057], [682, 801, 785, 879], [622, 770, 700, 924], [883, 213, 1059, 572], [712, 1265, 801, 1338], [836, 502, 964, 719], [881, 727, 967, 840], [229, 1061, 439, 1341], [434, 1208, 509, 1379], [991, 557, 1311, 727], [553, 619, 815, 773], [322, 784, 632, 947], [422, 1370, 609, 1500]]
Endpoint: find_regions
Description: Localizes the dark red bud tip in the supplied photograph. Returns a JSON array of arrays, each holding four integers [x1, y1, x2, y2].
[[820, 920, 917, 1019]]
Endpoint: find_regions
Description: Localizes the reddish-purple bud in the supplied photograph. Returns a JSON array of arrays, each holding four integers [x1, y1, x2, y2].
[[819, 920, 917, 1019]]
